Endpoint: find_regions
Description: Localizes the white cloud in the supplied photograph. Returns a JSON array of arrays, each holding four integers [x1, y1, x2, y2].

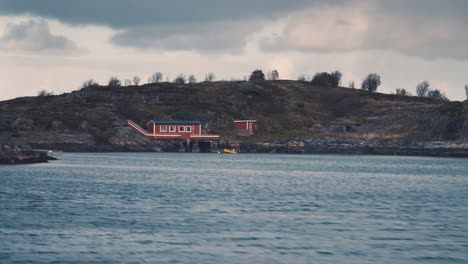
[[0, 18, 82, 54], [0, 12, 467, 102], [261, 1, 468, 59]]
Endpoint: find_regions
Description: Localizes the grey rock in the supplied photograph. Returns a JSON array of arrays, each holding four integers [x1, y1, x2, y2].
[[12, 118, 34, 130]]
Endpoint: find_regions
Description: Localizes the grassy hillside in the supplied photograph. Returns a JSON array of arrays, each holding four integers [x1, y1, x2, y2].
[[0, 80, 467, 152]]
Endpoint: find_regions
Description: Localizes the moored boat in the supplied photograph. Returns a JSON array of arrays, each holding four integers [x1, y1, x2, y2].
[[223, 148, 238, 154]]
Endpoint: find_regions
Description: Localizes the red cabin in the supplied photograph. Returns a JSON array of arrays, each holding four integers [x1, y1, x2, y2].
[[234, 120, 257, 136], [145, 120, 220, 140]]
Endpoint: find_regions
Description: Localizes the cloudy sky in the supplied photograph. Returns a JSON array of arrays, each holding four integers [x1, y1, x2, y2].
[[1, 0, 467, 101]]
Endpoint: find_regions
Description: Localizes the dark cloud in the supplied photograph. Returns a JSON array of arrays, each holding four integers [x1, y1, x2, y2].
[[0, 19, 81, 53], [0, 0, 313, 28], [1, 0, 467, 58], [0, 0, 316, 52], [111, 20, 263, 52]]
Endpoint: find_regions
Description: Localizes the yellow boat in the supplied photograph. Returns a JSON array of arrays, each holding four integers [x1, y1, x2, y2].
[[223, 148, 238, 154]]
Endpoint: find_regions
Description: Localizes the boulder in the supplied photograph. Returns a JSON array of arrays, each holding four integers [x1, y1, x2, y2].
[[0, 134, 55, 164], [12, 118, 34, 130]]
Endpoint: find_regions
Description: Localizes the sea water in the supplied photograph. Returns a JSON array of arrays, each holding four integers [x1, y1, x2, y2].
[[1, 153, 467, 263]]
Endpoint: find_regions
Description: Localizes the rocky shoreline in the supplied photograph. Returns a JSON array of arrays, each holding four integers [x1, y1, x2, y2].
[[1, 81, 467, 159], [0, 134, 57, 165], [236, 139, 468, 157], [21, 136, 468, 158]]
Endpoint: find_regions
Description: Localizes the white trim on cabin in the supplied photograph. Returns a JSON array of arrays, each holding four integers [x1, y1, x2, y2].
[[169, 125, 176, 132], [234, 120, 257, 123], [178, 126, 185, 132], [160, 125, 167, 132], [153, 134, 182, 137], [190, 135, 220, 138], [186, 126, 192, 132]]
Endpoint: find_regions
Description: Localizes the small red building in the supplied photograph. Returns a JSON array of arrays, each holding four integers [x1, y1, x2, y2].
[[234, 120, 257, 136], [144, 120, 219, 140]]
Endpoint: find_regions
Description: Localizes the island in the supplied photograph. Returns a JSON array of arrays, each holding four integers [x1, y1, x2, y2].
[[0, 80, 467, 157]]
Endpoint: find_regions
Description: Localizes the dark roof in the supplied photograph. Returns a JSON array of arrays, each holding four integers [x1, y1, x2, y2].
[[151, 120, 201, 125]]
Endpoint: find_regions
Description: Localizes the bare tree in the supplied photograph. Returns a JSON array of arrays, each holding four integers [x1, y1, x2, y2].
[[37, 89, 53, 96], [124, 79, 132, 86], [132, 76, 141, 85], [149, 72, 163, 83], [108, 76, 121, 87], [416, 81, 430, 97], [267, 69, 279, 80], [465, 84, 468, 100], [204, 72, 216, 82], [81, 79, 98, 89], [188, 74, 197, 84], [174, 73, 187, 84], [395, 88, 411, 96], [349, 81, 355, 89], [361, 73, 381, 92]]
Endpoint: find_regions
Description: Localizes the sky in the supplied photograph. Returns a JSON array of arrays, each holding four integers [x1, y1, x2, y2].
[[0, 0, 467, 101]]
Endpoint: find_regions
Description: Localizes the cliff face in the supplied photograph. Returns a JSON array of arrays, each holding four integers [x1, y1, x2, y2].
[[0, 81, 466, 155]]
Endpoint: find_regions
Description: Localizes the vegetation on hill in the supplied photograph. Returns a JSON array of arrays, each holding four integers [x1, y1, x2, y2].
[[0, 77, 467, 154]]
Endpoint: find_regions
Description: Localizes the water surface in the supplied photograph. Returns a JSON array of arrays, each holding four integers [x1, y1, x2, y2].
[[1, 153, 467, 263]]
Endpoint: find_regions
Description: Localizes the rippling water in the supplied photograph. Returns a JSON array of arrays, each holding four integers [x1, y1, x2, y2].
[[1, 153, 467, 263]]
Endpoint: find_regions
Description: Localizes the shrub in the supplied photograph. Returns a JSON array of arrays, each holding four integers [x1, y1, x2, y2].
[[174, 74, 187, 84], [395, 88, 411, 96], [361, 73, 381, 92], [311, 72, 330, 86], [81, 79, 99, 89], [427, 89, 449, 101], [310, 70, 342, 87], [108, 77, 121, 87], [249, 70, 265, 81], [329, 70, 342, 87], [37, 89, 53, 96], [148, 72, 163, 83], [188, 74, 197, 84], [297, 75, 307, 82]]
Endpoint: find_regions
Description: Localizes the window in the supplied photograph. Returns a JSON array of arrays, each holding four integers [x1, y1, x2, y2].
[[169, 125, 176, 132], [186, 126, 192, 132], [160, 125, 167, 132]]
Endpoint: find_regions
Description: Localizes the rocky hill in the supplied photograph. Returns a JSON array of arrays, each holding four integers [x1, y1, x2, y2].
[[1, 80, 467, 156]]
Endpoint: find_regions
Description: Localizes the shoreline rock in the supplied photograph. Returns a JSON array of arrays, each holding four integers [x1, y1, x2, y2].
[[0, 134, 57, 165]]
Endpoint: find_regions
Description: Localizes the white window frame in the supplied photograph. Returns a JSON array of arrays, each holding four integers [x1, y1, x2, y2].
[[186, 126, 192, 133], [178, 126, 185, 132], [160, 125, 167, 132], [169, 125, 176, 132]]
